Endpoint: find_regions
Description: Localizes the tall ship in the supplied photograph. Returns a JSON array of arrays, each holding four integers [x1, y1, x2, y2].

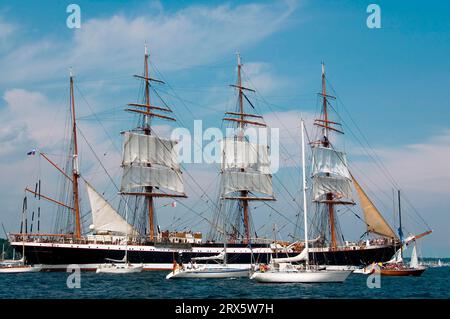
[[9, 49, 431, 270]]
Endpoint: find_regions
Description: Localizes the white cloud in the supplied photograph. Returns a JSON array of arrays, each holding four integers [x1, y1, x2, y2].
[[351, 130, 450, 195], [0, 89, 69, 161], [263, 109, 316, 167], [348, 131, 450, 256], [0, 16, 14, 40], [241, 62, 290, 96], [0, 1, 298, 85]]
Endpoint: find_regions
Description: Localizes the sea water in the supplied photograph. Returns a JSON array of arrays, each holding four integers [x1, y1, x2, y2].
[[0, 260, 448, 299]]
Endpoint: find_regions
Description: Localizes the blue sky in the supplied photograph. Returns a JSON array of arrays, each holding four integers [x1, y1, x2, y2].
[[0, 0, 449, 256]]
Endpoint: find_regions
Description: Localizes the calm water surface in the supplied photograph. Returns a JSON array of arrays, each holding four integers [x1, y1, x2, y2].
[[0, 264, 449, 299]]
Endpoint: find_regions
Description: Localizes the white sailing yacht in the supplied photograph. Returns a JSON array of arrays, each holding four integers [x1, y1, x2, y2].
[[250, 120, 352, 283], [95, 185, 143, 274], [165, 244, 249, 279]]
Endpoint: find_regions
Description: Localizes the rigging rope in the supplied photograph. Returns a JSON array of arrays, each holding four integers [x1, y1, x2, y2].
[[324, 78, 431, 230]]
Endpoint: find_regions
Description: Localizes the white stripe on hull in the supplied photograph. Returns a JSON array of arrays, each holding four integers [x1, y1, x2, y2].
[[250, 270, 352, 283], [30, 263, 253, 271], [167, 270, 249, 279], [11, 241, 389, 254]]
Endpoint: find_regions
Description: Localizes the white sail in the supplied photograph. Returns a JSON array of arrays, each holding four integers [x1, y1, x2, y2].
[[222, 171, 273, 196], [120, 131, 184, 194], [271, 248, 308, 264], [191, 252, 225, 261], [220, 138, 273, 196], [312, 147, 351, 179], [122, 132, 179, 169], [121, 166, 184, 194], [311, 146, 353, 202], [386, 246, 404, 264], [86, 183, 138, 235], [221, 138, 270, 174], [410, 244, 419, 269], [312, 175, 353, 202]]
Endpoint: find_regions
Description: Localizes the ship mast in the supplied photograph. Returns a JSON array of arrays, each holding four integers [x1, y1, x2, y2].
[[143, 45, 155, 242], [70, 69, 82, 238], [321, 63, 336, 249], [222, 53, 274, 244], [123, 45, 184, 242], [237, 54, 250, 243], [397, 190, 404, 260], [313, 62, 349, 250], [301, 120, 310, 269]]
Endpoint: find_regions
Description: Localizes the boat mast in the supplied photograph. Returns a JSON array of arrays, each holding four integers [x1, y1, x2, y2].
[[301, 120, 310, 269], [143, 45, 156, 242], [124, 44, 181, 242], [70, 69, 82, 238], [397, 190, 404, 260], [236, 53, 251, 244], [125, 198, 129, 263], [222, 53, 271, 245], [320, 63, 337, 249], [22, 196, 27, 262]]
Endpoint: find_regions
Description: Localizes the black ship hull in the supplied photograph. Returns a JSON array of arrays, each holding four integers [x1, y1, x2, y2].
[[12, 241, 396, 270]]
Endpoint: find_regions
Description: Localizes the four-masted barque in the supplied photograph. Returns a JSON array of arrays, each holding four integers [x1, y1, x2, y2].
[[9, 49, 430, 271]]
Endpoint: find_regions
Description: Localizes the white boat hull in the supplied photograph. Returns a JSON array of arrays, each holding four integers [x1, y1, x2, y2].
[[250, 269, 352, 283], [166, 267, 249, 279], [0, 265, 42, 273], [96, 264, 143, 274]]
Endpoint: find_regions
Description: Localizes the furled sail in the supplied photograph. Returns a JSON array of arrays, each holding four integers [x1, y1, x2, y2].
[[311, 146, 353, 202], [85, 182, 138, 235], [120, 132, 184, 194], [271, 248, 308, 264], [221, 138, 273, 196], [352, 176, 397, 238], [191, 251, 225, 261]]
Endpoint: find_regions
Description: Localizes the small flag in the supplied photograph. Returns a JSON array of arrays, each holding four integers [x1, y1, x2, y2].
[[171, 201, 177, 208], [27, 149, 36, 156]]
